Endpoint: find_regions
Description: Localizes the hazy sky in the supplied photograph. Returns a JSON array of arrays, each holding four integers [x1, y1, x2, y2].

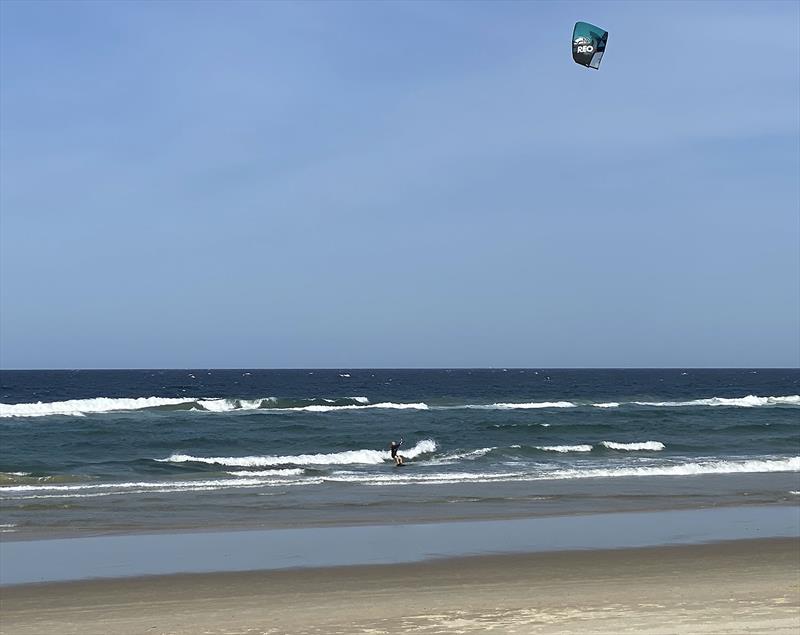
[[1, 0, 798, 369]]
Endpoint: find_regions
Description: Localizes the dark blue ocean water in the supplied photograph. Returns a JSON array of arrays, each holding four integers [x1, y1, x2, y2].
[[1, 369, 798, 537]]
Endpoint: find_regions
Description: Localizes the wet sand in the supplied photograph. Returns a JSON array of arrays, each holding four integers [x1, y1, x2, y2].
[[4, 505, 797, 585], [2, 538, 798, 634]]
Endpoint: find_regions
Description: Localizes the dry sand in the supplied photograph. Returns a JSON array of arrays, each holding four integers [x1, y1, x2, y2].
[[1, 538, 798, 634]]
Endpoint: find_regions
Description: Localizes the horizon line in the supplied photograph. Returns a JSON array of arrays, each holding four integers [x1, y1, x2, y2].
[[1, 366, 798, 372]]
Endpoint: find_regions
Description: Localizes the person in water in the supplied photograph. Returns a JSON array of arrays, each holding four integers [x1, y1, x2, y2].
[[389, 439, 404, 465]]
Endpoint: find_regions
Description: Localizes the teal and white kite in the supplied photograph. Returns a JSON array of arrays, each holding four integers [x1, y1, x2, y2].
[[573, 22, 608, 69]]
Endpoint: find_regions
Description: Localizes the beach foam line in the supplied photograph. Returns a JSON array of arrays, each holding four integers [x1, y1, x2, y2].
[[318, 457, 800, 484], [550, 457, 800, 480], [158, 439, 439, 468], [326, 470, 528, 485], [2, 457, 797, 498], [0, 477, 291, 494], [0, 480, 320, 500], [428, 447, 496, 464], [226, 469, 304, 477]]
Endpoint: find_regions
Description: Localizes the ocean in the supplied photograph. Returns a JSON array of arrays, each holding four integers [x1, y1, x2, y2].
[[1, 369, 798, 538]]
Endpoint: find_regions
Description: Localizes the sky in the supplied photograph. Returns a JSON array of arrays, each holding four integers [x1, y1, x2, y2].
[[1, 0, 798, 369]]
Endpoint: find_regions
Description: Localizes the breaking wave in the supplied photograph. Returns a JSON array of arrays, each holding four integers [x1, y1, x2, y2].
[[0, 397, 195, 418], [600, 441, 665, 451], [0, 396, 429, 418], [633, 395, 800, 408], [466, 401, 577, 410], [3, 456, 797, 499], [535, 441, 664, 453], [536, 445, 593, 453], [158, 439, 438, 468], [2, 394, 796, 418], [278, 401, 427, 413]]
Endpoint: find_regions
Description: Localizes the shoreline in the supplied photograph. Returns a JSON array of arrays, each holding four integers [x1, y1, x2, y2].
[[2, 538, 798, 634]]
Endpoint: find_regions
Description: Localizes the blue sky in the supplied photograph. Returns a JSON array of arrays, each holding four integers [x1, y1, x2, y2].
[[1, 0, 798, 369]]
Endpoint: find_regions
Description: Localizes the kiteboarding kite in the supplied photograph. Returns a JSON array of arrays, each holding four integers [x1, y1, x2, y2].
[[572, 21, 608, 69]]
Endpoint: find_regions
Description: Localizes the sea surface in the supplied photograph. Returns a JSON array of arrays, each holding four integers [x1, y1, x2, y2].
[[1, 369, 798, 538]]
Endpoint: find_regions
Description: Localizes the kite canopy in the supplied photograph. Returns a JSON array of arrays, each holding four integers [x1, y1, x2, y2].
[[573, 21, 608, 69]]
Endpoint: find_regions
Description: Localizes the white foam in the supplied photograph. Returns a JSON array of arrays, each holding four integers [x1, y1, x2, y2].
[[536, 445, 593, 453], [276, 402, 428, 413], [0, 396, 195, 418], [197, 399, 236, 412], [551, 457, 800, 480], [15, 477, 325, 499], [326, 471, 527, 485], [329, 457, 800, 485], [1, 477, 273, 494], [468, 401, 576, 410], [634, 395, 800, 408], [3, 457, 797, 498], [226, 468, 304, 477], [593, 402, 620, 408], [158, 439, 438, 468], [0, 395, 396, 417], [601, 441, 665, 451], [431, 447, 495, 464]]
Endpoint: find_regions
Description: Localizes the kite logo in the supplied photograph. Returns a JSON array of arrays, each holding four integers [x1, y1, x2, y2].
[[573, 21, 607, 69], [573, 36, 594, 55]]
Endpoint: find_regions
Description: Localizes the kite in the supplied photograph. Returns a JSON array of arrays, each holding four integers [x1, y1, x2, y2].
[[573, 22, 608, 69]]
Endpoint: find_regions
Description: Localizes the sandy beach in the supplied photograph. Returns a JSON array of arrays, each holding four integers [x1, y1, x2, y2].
[[2, 538, 798, 634]]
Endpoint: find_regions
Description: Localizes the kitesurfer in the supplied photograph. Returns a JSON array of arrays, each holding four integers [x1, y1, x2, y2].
[[389, 438, 404, 466]]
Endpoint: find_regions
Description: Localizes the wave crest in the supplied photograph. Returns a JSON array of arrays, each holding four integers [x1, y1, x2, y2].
[[469, 401, 577, 410], [0, 396, 433, 418], [0, 397, 195, 418], [158, 439, 438, 468], [634, 395, 800, 408], [601, 441, 665, 451]]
